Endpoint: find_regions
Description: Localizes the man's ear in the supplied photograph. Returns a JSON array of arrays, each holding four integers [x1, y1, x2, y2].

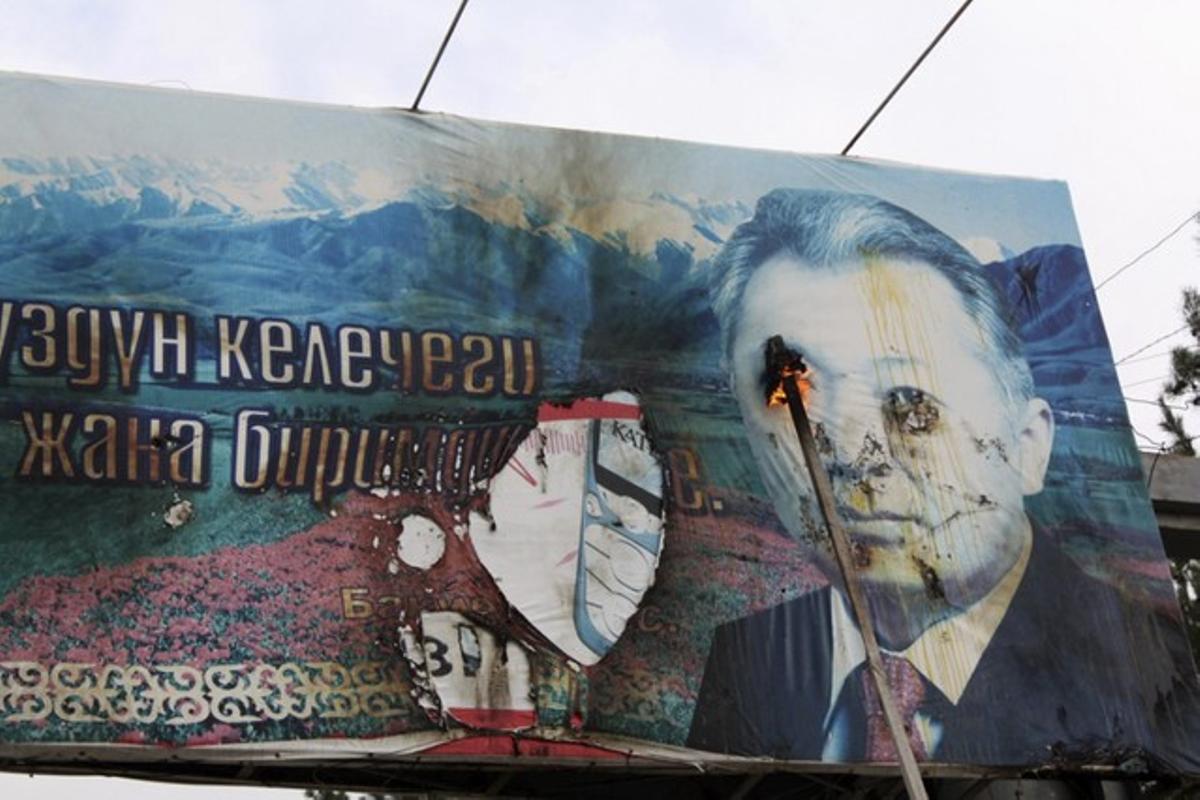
[[1017, 397, 1055, 495]]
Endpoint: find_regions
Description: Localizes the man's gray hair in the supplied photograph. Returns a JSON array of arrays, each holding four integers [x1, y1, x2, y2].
[[709, 188, 1034, 404]]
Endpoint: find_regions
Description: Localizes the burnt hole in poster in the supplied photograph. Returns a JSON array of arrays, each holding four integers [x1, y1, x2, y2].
[[914, 556, 946, 601], [851, 541, 872, 569], [467, 391, 666, 667], [887, 387, 940, 435], [857, 432, 885, 460], [813, 423, 834, 455], [973, 436, 1010, 463], [412, 610, 535, 732]]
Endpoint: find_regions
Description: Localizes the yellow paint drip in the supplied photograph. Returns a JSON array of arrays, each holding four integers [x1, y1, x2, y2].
[[852, 258, 976, 560]]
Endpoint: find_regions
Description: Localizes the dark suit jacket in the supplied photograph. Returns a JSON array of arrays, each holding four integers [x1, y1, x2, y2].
[[686, 536, 1200, 770]]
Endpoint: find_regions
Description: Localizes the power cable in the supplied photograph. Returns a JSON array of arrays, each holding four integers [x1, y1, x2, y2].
[[1114, 324, 1190, 365], [1094, 209, 1200, 292], [1124, 396, 1190, 411], [411, 0, 470, 111], [1130, 425, 1165, 449], [1131, 423, 1200, 472], [1132, 425, 1200, 453], [841, 0, 976, 155], [1145, 443, 1166, 487], [1124, 374, 1172, 389], [1116, 345, 1199, 368]]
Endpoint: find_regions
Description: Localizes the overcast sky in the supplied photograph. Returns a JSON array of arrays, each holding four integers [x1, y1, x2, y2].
[[1, 1, 1198, 796]]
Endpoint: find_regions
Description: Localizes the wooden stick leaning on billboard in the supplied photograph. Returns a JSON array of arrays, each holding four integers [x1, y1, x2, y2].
[[764, 334, 928, 800]]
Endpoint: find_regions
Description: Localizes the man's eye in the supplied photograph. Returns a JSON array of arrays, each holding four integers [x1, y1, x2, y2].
[[885, 386, 941, 434]]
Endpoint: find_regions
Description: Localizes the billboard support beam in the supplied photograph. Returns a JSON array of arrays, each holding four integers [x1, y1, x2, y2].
[[765, 335, 929, 800]]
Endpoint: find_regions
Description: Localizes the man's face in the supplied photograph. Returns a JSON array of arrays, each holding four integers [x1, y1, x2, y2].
[[730, 252, 1053, 616]]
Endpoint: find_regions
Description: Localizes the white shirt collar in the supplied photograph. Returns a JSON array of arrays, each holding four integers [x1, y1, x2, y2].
[[825, 524, 1033, 722]]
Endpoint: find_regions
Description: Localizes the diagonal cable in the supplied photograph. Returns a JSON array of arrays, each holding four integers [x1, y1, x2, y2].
[[1116, 345, 1200, 368], [1130, 425, 1165, 449], [842, 0, 976, 155], [1114, 324, 1190, 365], [1094, 210, 1199, 292], [1124, 374, 1172, 389], [412, 0, 471, 111], [1124, 396, 1191, 411]]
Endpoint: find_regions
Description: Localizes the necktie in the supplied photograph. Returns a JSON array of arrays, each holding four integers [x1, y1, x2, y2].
[[861, 654, 928, 761]]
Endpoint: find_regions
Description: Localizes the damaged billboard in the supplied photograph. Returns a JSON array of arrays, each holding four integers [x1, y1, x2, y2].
[[0, 72, 1197, 778]]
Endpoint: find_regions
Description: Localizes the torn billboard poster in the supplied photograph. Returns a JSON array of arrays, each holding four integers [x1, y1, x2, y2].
[[0, 72, 1197, 775]]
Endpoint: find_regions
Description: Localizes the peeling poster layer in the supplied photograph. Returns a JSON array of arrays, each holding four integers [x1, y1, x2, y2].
[[470, 392, 666, 666]]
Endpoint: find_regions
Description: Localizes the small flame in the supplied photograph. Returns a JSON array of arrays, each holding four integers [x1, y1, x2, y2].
[[763, 335, 812, 408], [767, 365, 813, 407]]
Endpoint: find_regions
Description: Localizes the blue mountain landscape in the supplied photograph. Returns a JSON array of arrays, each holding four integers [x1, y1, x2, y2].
[[0, 158, 1152, 542]]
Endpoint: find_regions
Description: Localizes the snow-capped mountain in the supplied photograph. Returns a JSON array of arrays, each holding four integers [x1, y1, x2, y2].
[[0, 155, 418, 241], [0, 154, 753, 265]]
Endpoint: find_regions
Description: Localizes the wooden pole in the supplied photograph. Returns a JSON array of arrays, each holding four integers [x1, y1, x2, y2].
[[768, 336, 929, 800]]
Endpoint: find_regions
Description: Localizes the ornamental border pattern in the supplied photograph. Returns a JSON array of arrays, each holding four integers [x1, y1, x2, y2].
[[0, 661, 410, 724]]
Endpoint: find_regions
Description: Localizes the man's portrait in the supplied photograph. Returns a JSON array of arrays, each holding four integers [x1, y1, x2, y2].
[[686, 189, 1199, 765]]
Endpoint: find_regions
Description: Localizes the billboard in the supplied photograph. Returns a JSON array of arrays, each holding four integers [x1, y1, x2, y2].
[[0, 72, 1197, 777]]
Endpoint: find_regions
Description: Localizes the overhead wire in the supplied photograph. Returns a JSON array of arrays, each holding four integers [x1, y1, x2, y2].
[[1128, 417, 1200, 465], [1094, 209, 1200, 292], [1130, 425, 1165, 449], [841, 0, 976, 155], [1124, 374, 1172, 389], [1131, 424, 1200, 454], [1116, 345, 1199, 367], [1099, 214, 1200, 439], [1102, 213, 1197, 418], [1124, 396, 1191, 411], [1114, 324, 1190, 365], [411, 0, 471, 111], [1146, 445, 1166, 487]]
